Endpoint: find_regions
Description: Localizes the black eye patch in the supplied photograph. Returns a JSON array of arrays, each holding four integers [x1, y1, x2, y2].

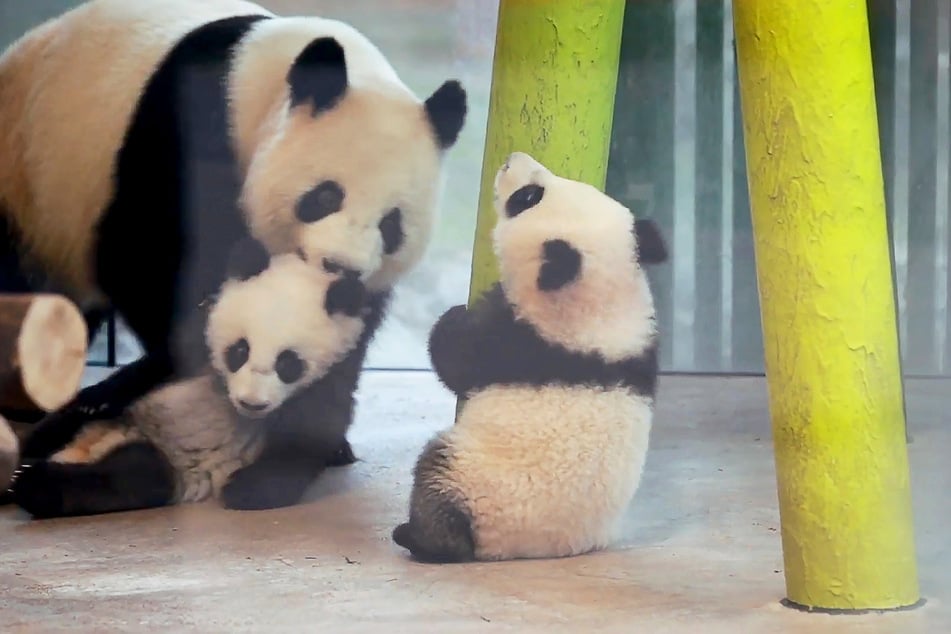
[[296, 181, 345, 223], [505, 184, 544, 218], [379, 207, 404, 255], [225, 338, 250, 373], [537, 239, 581, 291], [275, 349, 305, 384]]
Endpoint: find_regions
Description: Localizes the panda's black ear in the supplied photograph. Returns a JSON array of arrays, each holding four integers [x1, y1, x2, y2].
[[424, 80, 467, 150], [325, 275, 366, 318], [634, 218, 669, 265], [538, 239, 581, 292], [288, 37, 349, 115], [226, 237, 271, 282]]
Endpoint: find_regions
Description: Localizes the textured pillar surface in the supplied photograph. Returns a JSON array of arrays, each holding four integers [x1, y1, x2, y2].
[[468, 0, 626, 301], [732, 0, 921, 612]]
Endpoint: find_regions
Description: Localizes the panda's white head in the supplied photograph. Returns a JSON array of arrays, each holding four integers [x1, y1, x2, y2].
[[205, 237, 367, 419], [234, 25, 468, 293], [491, 151, 669, 362]]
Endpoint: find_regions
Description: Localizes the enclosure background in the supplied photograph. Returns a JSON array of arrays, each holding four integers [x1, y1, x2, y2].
[[1, 0, 946, 377]]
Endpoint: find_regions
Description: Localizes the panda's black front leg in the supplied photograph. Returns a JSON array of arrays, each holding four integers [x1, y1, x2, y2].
[[19, 353, 174, 459], [221, 450, 328, 511], [428, 303, 500, 398]]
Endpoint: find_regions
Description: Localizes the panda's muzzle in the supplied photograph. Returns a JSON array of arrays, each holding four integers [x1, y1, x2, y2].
[[238, 399, 269, 413]]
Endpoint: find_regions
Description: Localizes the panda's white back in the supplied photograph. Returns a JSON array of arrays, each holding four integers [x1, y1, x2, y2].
[[450, 384, 654, 561]]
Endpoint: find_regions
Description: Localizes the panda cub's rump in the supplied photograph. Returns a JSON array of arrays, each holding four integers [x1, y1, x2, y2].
[[11, 240, 367, 518], [393, 152, 669, 563]]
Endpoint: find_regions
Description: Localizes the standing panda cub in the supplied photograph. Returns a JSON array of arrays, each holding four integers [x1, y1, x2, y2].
[[10, 240, 367, 519], [392, 152, 669, 563]]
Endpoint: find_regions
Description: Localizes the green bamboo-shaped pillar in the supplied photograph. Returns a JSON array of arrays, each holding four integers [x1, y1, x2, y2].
[[467, 0, 627, 302]]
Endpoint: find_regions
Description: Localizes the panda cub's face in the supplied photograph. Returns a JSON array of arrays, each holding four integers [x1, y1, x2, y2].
[[240, 37, 468, 294], [491, 152, 668, 361], [206, 241, 367, 419]]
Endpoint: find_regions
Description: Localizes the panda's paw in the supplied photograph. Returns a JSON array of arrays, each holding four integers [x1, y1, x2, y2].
[[390, 519, 476, 564], [221, 461, 319, 511], [325, 439, 357, 467], [20, 404, 95, 459], [11, 461, 66, 519]]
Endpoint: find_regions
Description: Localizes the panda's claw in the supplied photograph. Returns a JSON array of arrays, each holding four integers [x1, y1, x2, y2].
[[10, 460, 66, 519]]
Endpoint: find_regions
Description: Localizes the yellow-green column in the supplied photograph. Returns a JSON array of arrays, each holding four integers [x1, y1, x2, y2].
[[467, 0, 626, 302], [733, 0, 921, 612]]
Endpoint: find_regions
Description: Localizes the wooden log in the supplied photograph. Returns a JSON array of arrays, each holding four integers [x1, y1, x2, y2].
[[0, 414, 17, 490], [0, 294, 87, 414]]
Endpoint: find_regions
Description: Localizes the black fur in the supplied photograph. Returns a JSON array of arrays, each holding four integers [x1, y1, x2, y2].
[[296, 180, 346, 223], [634, 218, 668, 264], [428, 284, 660, 400], [504, 184, 544, 218], [287, 37, 349, 115], [392, 434, 476, 563], [379, 207, 404, 255], [424, 80, 468, 150], [537, 239, 581, 291], [18, 15, 270, 459], [325, 276, 367, 317], [220, 290, 391, 510], [226, 236, 271, 281], [12, 440, 177, 519]]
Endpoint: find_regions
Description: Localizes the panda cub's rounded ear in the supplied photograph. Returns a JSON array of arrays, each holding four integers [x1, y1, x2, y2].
[[633, 218, 669, 265], [226, 237, 271, 282], [325, 275, 367, 318], [537, 239, 582, 292]]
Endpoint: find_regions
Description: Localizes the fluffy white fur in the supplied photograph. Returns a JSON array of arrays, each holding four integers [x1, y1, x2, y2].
[[48, 253, 366, 504], [445, 384, 653, 560], [397, 151, 664, 562]]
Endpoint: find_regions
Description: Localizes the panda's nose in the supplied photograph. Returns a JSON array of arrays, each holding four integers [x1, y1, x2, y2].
[[239, 399, 269, 413]]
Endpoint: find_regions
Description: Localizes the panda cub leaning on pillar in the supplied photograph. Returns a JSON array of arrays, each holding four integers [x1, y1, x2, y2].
[[393, 151, 669, 563]]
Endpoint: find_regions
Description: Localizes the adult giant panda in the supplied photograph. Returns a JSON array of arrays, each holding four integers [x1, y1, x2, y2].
[[9, 238, 369, 518], [392, 151, 669, 563], [0, 0, 468, 503]]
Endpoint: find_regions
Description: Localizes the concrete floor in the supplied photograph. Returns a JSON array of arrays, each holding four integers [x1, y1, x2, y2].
[[0, 372, 948, 633]]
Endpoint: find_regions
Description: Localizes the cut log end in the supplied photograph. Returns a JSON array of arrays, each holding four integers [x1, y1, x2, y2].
[[0, 294, 88, 413], [0, 414, 18, 490], [19, 296, 88, 411]]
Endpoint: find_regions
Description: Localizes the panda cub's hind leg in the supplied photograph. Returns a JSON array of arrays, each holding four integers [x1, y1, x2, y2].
[[392, 436, 476, 563], [13, 437, 177, 519]]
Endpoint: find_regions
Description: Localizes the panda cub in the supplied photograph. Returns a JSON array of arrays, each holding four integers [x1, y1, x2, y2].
[[392, 151, 669, 563], [9, 240, 367, 519]]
